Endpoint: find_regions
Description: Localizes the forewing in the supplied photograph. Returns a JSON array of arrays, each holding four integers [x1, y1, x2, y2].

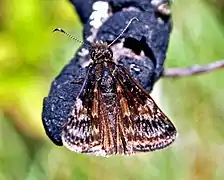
[[113, 65, 177, 154], [61, 65, 116, 157]]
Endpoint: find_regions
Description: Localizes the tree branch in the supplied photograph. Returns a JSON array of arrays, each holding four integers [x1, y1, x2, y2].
[[163, 59, 224, 77]]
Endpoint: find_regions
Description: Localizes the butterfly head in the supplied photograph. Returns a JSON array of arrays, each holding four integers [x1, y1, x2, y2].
[[90, 43, 113, 63]]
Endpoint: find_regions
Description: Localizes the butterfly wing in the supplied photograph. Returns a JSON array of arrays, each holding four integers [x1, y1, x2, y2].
[[62, 63, 177, 156], [112, 65, 177, 154], [62, 64, 118, 156]]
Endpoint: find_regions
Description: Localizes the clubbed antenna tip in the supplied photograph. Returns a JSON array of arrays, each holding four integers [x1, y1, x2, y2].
[[53, 28, 65, 33]]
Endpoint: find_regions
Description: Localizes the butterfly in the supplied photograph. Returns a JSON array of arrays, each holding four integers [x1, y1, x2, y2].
[[54, 18, 177, 157]]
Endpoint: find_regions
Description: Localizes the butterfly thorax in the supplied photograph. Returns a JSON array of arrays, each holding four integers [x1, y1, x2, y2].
[[90, 43, 113, 64]]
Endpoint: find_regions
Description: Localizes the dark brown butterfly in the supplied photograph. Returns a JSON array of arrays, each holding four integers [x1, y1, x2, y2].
[[54, 18, 177, 157]]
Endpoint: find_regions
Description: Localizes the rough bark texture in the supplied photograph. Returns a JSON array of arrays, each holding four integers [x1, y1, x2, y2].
[[42, 0, 172, 145]]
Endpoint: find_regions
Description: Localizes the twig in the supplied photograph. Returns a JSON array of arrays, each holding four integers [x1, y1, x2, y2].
[[163, 59, 224, 77]]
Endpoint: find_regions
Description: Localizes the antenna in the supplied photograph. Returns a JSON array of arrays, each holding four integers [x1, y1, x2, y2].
[[53, 17, 138, 48], [53, 28, 89, 46], [107, 17, 139, 47]]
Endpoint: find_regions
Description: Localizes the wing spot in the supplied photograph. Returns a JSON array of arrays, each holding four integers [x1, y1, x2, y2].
[[117, 85, 122, 92], [94, 87, 98, 93], [91, 99, 99, 118], [120, 97, 131, 117]]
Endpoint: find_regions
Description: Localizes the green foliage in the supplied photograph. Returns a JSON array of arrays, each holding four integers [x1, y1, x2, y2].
[[0, 0, 223, 179]]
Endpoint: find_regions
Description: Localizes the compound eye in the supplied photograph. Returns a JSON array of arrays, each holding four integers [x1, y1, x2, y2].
[[90, 49, 97, 60], [106, 49, 113, 59]]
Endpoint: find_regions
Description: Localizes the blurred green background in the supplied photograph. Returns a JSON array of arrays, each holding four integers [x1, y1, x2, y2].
[[0, 0, 224, 180]]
